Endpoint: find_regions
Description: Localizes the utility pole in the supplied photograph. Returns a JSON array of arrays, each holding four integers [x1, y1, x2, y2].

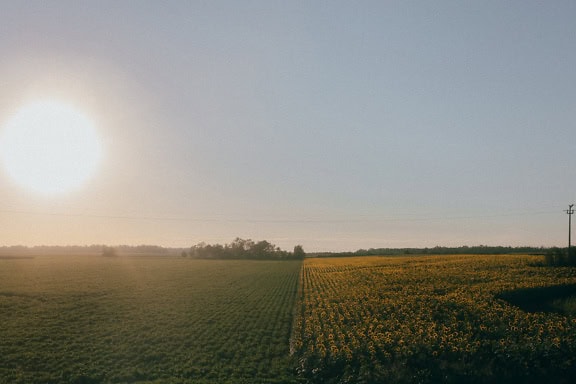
[[566, 204, 574, 249]]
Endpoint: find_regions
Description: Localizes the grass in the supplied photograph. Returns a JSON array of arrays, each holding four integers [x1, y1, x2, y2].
[[0, 256, 302, 384]]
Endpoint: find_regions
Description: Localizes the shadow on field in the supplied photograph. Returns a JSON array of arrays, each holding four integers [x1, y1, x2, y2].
[[497, 284, 576, 315]]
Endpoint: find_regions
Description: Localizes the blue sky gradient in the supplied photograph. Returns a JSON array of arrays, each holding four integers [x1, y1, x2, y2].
[[0, 1, 575, 251]]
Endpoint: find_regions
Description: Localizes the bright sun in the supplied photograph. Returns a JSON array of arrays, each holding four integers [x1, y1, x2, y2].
[[1, 100, 102, 195]]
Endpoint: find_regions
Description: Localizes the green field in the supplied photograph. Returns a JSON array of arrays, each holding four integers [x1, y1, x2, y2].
[[1, 254, 576, 384], [0, 256, 301, 384]]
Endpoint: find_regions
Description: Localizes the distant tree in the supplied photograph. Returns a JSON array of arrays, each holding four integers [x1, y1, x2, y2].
[[569, 247, 576, 266], [201, 243, 225, 259], [228, 237, 254, 259], [188, 238, 295, 260], [544, 247, 576, 267], [251, 240, 276, 259], [293, 245, 306, 259], [102, 246, 117, 257], [189, 242, 206, 258]]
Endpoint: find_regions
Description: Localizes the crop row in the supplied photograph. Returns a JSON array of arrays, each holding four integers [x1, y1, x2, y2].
[[0, 257, 302, 384]]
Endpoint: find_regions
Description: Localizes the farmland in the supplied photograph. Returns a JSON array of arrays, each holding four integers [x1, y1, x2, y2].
[[1, 254, 576, 384], [0, 256, 301, 384], [291, 255, 576, 383]]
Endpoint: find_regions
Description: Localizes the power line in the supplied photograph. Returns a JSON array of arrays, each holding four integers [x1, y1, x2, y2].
[[0, 207, 560, 224]]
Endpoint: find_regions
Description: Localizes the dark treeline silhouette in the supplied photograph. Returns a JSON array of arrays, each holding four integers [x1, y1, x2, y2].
[[544, 247, 576, 266], [313, 245, 547, 258], [186, 238, 305, 260], [1, 244, 550, 259]]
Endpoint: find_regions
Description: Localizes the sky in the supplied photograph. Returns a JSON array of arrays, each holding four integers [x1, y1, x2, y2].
[[0, 1, 575, 252]]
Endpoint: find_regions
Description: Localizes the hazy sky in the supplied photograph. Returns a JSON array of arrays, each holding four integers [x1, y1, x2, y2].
[[1, 1, 575, 252]]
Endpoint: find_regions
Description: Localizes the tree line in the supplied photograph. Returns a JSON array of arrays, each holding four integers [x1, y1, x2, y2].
[[544, 247, 576, 266], [313, 245, 547, 258], [184, 238, 305, 260], [0, 244, 175, 256]]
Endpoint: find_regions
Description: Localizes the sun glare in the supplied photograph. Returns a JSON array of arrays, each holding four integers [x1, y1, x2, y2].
[[0, 100, 102, 195]]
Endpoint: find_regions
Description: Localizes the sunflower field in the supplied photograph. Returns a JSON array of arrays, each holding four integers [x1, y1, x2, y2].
[[291, 255, 576, 383]]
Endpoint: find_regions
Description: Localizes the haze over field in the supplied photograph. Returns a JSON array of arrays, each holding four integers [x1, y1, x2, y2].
[[0, 1, 575, 251]]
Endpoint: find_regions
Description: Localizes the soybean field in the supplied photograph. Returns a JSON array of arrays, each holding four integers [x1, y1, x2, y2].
[[0, 256, 301, 384]]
